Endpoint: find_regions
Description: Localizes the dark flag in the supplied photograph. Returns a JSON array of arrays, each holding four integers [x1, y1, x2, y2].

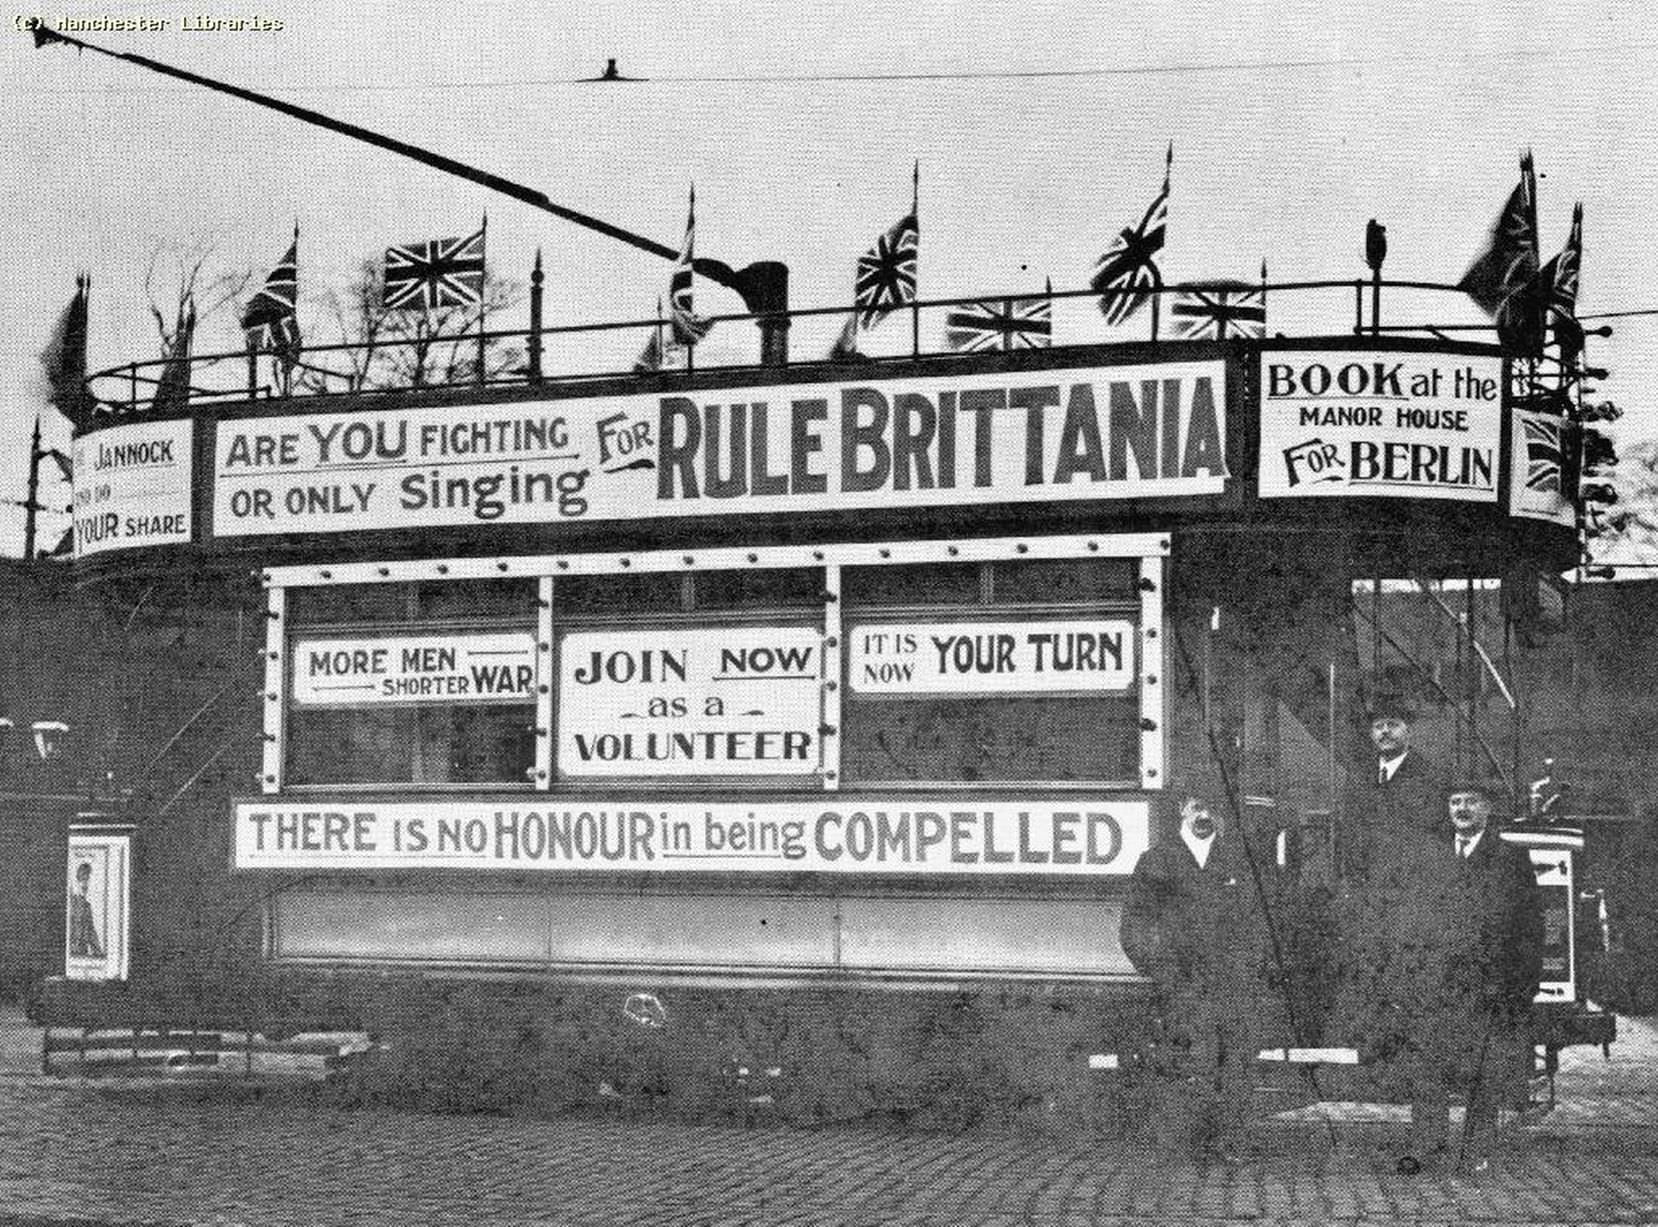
[[854, 211, 919, 328], [669, 188, 711, 345], [1169, 281, 1266, 340], [1091, 146, 1170, 326], [150, 299, 197, 415], [945, 293, 1052, 351], [384, 227, 485, 309], [242, 229, 301, 363], [1459, 153, 1542, 352], [42, 273, 94, 429], [1541, 202, 1585, 364]]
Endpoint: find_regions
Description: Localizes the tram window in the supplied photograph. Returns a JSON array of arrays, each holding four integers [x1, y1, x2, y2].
[[991, 558, 1138, 604], [286, 705, 536, 786], [841, 696, 1140, 783], [694, 568, 823, 611], [289, 579, 535, 626], [554, 573, 688, 615], [288, 584, 413, 626], [413, 579, 538, 621], [842, 562, 982, 608], [840, 558, 1144, 787]]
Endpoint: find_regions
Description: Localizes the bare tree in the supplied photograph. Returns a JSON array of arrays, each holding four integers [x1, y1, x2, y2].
[[143, 236, 252, 361], [296, 260, 524, 395]]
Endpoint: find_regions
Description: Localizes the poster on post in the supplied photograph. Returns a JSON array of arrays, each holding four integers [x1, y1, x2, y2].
[[65, 825, 133, 982]]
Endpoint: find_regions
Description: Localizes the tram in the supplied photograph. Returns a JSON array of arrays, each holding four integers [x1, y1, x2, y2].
[[24, 267, 1616, 1122]]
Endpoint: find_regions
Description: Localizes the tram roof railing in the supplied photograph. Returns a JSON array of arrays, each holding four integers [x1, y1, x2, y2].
[[79, 277, 1569, 424]]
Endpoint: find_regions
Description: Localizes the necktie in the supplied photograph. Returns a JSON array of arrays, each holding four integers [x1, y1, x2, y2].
[[1457, 836, 1472, 859]]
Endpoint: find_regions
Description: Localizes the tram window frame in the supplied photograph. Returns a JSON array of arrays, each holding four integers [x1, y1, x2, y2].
[[839, 559, 1145, 790], [262, 538, 1166, 796], [282, 580, 540, 791]]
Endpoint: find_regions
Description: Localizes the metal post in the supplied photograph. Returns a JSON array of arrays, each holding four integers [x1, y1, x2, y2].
[[527, 249, 544, 383], [23, 416, 42, 561], [1371, 268, 1382, 337]]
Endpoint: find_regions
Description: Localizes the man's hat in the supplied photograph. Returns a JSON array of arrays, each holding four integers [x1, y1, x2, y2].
[[1166, 765, 1227, 803], [1445, 772, 1511, 808], [1363, 665, 1421, 722]]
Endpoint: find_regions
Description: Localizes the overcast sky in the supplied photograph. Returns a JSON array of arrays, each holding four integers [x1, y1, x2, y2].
[[2, 0, 1655, 555]]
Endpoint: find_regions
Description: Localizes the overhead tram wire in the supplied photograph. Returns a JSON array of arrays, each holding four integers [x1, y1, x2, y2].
[[23, 25, 786, 322], [16, 42, 1600, 94]]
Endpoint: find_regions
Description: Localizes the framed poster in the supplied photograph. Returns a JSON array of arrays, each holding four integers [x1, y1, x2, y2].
[[65, 825, 133, 982]]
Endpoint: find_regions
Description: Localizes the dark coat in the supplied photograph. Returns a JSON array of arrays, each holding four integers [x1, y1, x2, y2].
[[1120, 834, 1271, 995], [1343, 748, 1446, 882], [1347, 823, 1544, 1048]]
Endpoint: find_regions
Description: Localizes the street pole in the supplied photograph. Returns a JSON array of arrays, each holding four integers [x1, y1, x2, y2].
[[23, 416, 42, 562]]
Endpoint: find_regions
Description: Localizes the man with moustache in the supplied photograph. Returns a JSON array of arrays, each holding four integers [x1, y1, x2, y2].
[[1389, 777, 1543, 1175], [1121, 777, 1273, 1159]]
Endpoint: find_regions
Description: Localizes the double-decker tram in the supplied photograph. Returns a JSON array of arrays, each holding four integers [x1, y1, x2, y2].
[[33, 272, 1613, 1122]]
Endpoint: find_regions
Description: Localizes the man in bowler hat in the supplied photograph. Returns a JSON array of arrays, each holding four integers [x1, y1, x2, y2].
[[1390, 776, 1543, 1174]]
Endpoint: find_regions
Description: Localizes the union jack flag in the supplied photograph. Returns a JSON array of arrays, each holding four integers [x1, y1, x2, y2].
[[945, 295, 1052, 351], [1091, 147, 1169, 326], [1522, 415, 1564, 492], [383, 227, 485, 310], [1460, 153, 1544, 352], [241, 233, 300, 359], [854, 212, 918, 328], [669, 190, 711, 345], [1541, 202, 1584, 361], [1168, 282, 1265, 340]]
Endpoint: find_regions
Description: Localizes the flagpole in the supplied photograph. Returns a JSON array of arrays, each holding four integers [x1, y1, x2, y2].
[[477, 213, 488, 386], [685, 186, 696, 375], [1261, 260, 1269, 341], [911, 160, 921, 357], [1151, 144, 1171, 342]]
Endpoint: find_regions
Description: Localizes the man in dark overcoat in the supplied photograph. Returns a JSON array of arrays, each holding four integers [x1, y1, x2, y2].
[[1385, 777, 1544, 1174], [1121, 779, 1274, 1158]]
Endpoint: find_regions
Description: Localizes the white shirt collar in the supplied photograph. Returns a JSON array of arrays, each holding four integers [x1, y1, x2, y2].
[[1456, 829, 1485, 858], [1181, 826, 1216, 868], [1378, 751, 1407, 781]]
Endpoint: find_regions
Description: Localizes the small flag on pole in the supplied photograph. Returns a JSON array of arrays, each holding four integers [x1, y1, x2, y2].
[[384, 227, 485, 310], [242, 228, 301, 361], [669, 188, 711, 345], [42, 273, 93, 429], [1091, 146, 1170, 326], [945, 293, 1052, 351], [854, 210, 919, 328], [1541, 202, 1584, 363], [1168, 282, 1266, 340]]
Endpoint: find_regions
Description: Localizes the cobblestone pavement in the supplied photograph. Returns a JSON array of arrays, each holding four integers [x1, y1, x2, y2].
[[1, 1009, 1655, 1226]]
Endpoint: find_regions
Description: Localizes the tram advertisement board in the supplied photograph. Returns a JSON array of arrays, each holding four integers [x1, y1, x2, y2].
[[291, 632, 537, 706], [848, 619, 1137, 694], [232, 797, 1151, 876], [555, 626, 824, 778], [1257, 351, 1503, 502], [209, 359, 1228, 536], [71, 418, 193, 557]]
